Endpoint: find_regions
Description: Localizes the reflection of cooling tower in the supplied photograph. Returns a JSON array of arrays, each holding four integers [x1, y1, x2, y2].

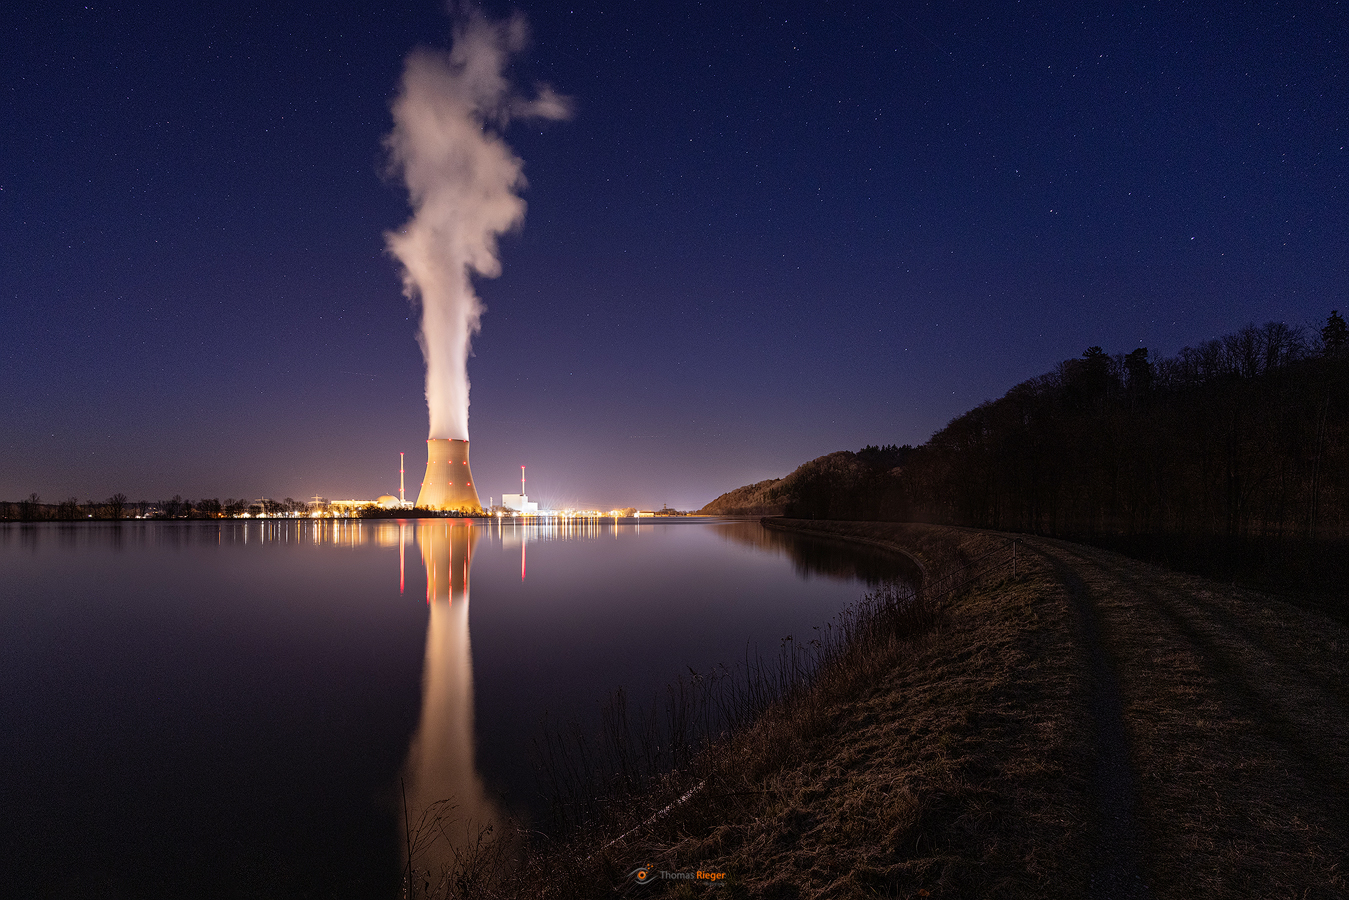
[[403, 521, 498, 878], [416, 439, 483, 512]]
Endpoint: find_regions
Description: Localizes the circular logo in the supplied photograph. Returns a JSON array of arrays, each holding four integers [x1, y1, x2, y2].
[[629, 865, 654, 884]]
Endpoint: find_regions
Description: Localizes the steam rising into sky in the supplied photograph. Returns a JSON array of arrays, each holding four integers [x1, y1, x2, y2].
[[385, 8, 570, 440]]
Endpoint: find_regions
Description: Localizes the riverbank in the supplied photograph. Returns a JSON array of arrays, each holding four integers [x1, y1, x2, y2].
[[494, 521, 1085, 898], [499, 519, 1348, 899]]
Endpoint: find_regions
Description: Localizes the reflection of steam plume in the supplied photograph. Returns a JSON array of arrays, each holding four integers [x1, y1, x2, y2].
[[403, 521, 496, 875], [385, 9, 571, 440]]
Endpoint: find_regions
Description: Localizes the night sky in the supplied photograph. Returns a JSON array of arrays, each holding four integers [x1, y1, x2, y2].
[[4, 1, 1346, 510]]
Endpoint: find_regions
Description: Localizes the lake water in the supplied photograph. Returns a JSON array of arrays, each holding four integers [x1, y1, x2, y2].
[[0, 518, 905, 897]]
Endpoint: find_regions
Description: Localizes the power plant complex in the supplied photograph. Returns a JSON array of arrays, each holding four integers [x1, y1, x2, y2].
[[316, 449, 660, 518]]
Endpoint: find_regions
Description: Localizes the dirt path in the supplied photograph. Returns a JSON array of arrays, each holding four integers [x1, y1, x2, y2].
[[741, 521, 1349, 898], [1022, 536, 1349, 899], [1033, 546, 1150, 899]]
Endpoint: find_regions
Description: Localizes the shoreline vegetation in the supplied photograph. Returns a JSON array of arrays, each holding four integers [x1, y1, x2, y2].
[[456, 519, 1346, 899]]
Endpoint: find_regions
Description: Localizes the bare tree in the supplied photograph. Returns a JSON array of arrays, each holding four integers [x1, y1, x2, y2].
[[1323, 310, 1347, 355]]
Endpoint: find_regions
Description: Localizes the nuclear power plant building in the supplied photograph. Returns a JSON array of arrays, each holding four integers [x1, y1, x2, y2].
[[501, 493, 538, 513]]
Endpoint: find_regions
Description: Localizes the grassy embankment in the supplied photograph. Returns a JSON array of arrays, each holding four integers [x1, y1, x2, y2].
[[463, 521, 1082, 899], [431, 520, 1348, 899]]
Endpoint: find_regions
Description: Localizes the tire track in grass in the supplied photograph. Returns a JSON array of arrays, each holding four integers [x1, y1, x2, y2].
[[1036, 538, 1349, 898], [1030, 544, 1152, 900], [1053, 542, 1349, 815]]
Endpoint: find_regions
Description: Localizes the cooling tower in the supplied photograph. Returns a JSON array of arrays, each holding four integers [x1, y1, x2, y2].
[[416, 439, 483, 513]]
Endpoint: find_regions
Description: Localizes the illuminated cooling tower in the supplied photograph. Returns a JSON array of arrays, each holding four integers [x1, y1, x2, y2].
[[416, 439, 483, 513]]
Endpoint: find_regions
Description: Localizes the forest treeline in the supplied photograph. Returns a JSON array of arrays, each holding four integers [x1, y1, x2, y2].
[[0, 495, 310, 521], [0, 495, 490, 520], [703, 313, 1349, 599]]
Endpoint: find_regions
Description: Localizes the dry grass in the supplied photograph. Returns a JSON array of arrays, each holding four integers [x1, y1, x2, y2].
[[486, 523, 1095, 899], [444, 521, 1349, 899], [630, 525, 1097, 899]]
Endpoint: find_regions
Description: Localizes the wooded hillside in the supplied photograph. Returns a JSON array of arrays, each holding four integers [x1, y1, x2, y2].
[[707, 314, 1349, 600]]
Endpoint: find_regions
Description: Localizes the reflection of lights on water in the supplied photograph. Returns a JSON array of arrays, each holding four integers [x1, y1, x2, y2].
[[402, 521, 498, 878], [213, 517, 658, 586], [214, 520, 502, 869]]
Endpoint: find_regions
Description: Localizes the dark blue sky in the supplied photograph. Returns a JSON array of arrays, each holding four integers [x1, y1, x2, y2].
[[4, 1, 1346, 509]]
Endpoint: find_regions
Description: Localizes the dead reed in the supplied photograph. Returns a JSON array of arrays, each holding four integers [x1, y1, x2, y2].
[[534, 577, 939, 838]]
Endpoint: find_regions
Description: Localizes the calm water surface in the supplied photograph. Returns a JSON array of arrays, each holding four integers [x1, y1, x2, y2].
[[0, 519, 906, 897]]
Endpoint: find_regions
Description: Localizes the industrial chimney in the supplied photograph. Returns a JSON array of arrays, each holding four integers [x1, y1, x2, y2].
[[416, 439, 483, 513]]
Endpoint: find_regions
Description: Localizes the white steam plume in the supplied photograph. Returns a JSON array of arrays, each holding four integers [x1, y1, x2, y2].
[[385, 8, 570, 440]]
